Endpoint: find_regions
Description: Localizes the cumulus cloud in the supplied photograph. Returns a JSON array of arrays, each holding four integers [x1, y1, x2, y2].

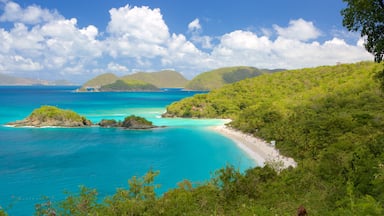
[[188, 18, 201, 32], [273, 18, 321, 41], [0, 1, 374, 82], [107, 62, 129, 72], [0, 1, 62, 24], [107, 5, 169, 43], [187, 18, 213, 49], [105, 5, 169, 60]]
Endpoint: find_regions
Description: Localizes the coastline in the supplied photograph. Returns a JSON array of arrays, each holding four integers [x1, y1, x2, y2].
[[211, 125, 297, 169]]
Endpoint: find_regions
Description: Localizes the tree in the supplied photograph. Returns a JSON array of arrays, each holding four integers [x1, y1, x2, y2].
[[341, 0, 384, 62]]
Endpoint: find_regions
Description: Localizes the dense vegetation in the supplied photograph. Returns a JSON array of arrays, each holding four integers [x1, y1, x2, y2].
[[7, 105, 91, 127], [163, 61, 384, 214], [2, 62, 384, 215], [185, 66, 280, 90], [99, 115, 156, 129], [99, 79, 160, 91]]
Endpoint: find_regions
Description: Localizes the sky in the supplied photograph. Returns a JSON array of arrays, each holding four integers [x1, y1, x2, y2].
[[0, 0, 373, 83]]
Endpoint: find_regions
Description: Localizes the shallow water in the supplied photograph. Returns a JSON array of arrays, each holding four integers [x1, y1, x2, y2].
[[0, 86, 255, 215]]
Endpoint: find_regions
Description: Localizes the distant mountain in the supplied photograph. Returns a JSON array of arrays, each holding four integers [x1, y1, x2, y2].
[[121, 70, 188, 88], [99, 79, 160, 92], [185, 66, 282, 90], [0, 73, 74, 86], [78, 73, 119, 91], [78, 70, 188, 91]]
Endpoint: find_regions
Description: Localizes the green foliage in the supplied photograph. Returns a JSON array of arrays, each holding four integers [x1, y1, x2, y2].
[[29, 105, 91, 126], [100, 79, 160, 91], [341, 0, 384, 63], [34, 62, 384, 215], [162, 62, 384, 214], [122, 115, 153, 127], [0, 209, 7, 216]]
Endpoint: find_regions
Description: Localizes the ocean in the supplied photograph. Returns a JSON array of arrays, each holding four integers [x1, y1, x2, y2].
[[0, 86, 255, 215]]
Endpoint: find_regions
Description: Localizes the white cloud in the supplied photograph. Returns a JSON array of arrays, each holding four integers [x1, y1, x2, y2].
[[0, 1, 62, 24], [105, 5, 169, 62], [107, 62, 129, 72], [0, 1, 374, 82], [107, 5, 169, 43], [273, 18, 321, 41], [187, 18, 213, 49], [209, 29, 372, 70], [188, 18, 201, 32]]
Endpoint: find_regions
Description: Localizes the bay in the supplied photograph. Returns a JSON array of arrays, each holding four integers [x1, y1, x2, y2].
[[0, 86, 255, 215]]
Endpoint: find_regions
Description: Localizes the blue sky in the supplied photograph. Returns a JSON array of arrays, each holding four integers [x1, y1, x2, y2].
[[0, 0, 373, 83]]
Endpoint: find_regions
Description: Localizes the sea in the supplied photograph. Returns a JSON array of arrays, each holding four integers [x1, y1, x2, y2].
[[0, 86, 255, 215]]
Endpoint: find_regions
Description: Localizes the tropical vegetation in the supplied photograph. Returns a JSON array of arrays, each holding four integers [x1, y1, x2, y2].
[[7, 61, 376, 215], [99, 115, 157, 129], [7, 105, 91, 127]]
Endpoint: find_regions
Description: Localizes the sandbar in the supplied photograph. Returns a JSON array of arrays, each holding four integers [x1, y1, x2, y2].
[[211, 125, 297, 170]]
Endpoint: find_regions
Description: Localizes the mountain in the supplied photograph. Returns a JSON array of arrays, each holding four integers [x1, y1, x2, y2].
[[77, 73, 119, 91], [99, 79, 160, 92], [121, 70, 188, 88], [78, 70, 188, 91], [184, 66, 281, 90], [0, 73, 74, 86]]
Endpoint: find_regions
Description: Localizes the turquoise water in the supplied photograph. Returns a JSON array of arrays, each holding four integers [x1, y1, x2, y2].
[[0, 86, 255, 215]]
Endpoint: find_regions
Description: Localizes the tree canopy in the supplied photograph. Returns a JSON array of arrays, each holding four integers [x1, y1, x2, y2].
[[341, 0, 384, 62]]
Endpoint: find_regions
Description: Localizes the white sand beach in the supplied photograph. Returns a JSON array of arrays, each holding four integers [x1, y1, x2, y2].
[[211, 125, 297, 170]]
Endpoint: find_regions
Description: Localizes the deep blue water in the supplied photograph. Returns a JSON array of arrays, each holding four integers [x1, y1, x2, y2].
[[0, 86, 255, 215]]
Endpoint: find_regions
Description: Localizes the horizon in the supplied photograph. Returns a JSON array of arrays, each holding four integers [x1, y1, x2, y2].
[[0, 0, 373, 83]]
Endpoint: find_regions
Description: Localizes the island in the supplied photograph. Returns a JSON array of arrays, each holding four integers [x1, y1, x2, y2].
[[99, 115, 158, 129], [7, 105, 159, 129], [7, 105, 92, 127]]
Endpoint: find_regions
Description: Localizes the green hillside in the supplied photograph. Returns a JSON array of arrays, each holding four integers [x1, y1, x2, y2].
[[78, 73, 119, 91], [99, 79, 159, 91], [122, 70, 188, 88], [184, 66, 279, 90]]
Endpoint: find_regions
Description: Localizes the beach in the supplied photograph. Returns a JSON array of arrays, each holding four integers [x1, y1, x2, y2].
[[212, 125, 297, 170]]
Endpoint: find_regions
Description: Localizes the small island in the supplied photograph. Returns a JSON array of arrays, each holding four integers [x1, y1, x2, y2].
[[99, 115, 158, 129], [7, 105, 159, 129], [7, 105, 92, 127]]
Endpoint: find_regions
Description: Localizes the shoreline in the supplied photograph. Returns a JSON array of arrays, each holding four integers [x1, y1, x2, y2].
[[211, 125, 297, 169]]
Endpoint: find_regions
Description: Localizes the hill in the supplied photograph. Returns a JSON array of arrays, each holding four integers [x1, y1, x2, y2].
[[184, 66, 280, 90], [0, 73, 74, 86], [161, 61, 384, 214], [121, 70, 188, 88], [77, 73, 119, 91], [99, 79, 160, 92], [78, 70, 188, 91]]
